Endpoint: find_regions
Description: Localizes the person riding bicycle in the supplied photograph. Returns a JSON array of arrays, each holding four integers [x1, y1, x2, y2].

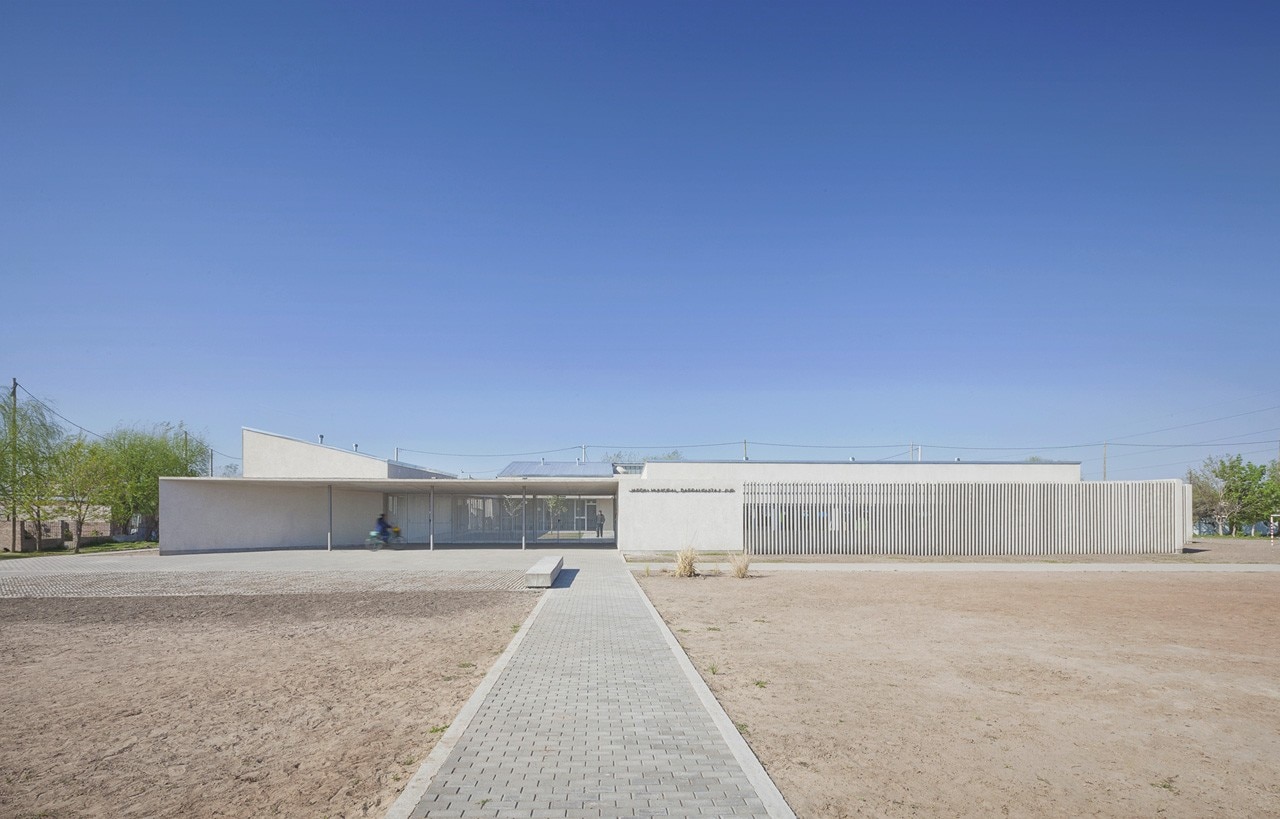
[[374, 513, 392, 544]]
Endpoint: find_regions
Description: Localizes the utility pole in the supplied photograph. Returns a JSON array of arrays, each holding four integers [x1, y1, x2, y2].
[[394, 447, 400, 462], [581, 443, 587, 463], [742, 439, 748, 461], [9, 378, 16, 554], [208, 447, 213, 477]]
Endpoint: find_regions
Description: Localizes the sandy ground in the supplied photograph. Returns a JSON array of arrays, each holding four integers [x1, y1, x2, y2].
[[639, 570, 1280, 818], [0, 591, 537, 819], [627, 538, 1280, 564]]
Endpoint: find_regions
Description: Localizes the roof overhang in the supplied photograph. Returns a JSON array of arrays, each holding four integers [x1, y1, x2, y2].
[[163, 476, 619, 495]]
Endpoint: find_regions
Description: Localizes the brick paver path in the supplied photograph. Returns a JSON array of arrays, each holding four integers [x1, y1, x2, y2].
[[407, 562, 789, 818]]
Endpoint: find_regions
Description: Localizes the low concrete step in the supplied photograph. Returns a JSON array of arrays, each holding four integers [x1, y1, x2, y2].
[[525, 555, 562, 588]]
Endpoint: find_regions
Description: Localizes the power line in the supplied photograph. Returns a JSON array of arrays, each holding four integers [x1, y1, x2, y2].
[[401, 441, 746, 458], [10, 379, 1276, 471], [747, 440, 908, 450], [1101, 429, 1280, 461], [398, 445, 580, 458], [1099, 389, 1280, 442], [919, 442, 1098, 452], [1107, 444, 1280, 475], [594, 441, 743, 451], [1105, 404, 1280, 443], [16, 383, 105, 440], [873, 449, 914, 462], [1112, 437, 1280, 448], [16, 380, 244, 460]]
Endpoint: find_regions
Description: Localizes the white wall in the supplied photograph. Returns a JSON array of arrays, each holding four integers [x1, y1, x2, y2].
[[616, 476, 743, 552], [159, 478, 382, 553], [243, 429, 389, 479], [160, 460, 1183, 556], [242, 429, 450, 479], [618, 461, 1081, 553]]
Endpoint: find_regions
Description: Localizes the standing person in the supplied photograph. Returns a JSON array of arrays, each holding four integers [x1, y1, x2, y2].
[[596, 511, 605, 538]]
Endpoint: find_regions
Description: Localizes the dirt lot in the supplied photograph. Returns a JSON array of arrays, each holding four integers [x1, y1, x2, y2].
[[0, 591, 537, 819], [639, 570, 1280, 818], [628, 537, 1280, 564]]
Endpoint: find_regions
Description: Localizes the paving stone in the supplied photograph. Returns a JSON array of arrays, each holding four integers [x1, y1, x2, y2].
[[0, 569, 527, 597], [410, 560, 775, 818]]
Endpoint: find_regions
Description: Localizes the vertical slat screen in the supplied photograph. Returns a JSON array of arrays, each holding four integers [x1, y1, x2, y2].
[[743, 480, 1187, 556]]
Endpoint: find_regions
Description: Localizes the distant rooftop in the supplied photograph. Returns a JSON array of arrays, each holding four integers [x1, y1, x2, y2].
[[498, 461, 617, 478]]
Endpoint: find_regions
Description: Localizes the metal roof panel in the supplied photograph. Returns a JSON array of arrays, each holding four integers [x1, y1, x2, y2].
[[498, 461, 616, 478]]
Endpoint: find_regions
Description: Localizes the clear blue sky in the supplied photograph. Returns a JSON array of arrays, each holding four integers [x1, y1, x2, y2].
[[3, 1, 1277, 479]]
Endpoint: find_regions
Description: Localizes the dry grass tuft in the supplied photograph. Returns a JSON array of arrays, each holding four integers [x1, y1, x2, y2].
[[674, 547, 698, 578], [730, 552, 751, 579]]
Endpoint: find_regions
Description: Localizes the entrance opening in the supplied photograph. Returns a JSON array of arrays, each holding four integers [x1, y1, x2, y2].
[[386, 492, 616, 547]]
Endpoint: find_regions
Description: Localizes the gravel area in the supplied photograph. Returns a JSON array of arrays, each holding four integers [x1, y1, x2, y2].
[[0, 570, 529, 598]]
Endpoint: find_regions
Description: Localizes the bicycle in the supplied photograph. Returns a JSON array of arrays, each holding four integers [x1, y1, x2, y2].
[[365, 526, 405, 551]]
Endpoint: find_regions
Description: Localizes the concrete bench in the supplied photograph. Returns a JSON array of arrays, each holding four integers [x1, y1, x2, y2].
[[525, 556, 563, 588]]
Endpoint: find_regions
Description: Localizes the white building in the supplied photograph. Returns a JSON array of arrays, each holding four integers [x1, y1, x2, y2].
[[158, 429, 1193, 556]]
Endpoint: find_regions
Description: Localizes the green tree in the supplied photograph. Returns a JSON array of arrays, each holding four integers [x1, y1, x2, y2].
[[598, 450, 684, 463], [1, 397, 65, 551], [1197, 455, 1271, 535], [101, 424, 208, 536], [50, 436, 113, 552], [544, 495, 567, 537], [1186, 461, 1227, 534], [1262, 458, 1280, 531]]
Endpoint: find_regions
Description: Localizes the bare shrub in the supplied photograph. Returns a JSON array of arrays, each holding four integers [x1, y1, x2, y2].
[[730, 552, 751, 579], [674, 547, 698, 578]]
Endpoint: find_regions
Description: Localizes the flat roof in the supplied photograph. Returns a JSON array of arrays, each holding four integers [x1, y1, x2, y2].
[[163, 476, 619, 495], [645, 459, 1084, 466]]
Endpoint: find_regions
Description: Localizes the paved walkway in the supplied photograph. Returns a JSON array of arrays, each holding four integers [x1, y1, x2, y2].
[[395, 554, 792, 819], [0, 546, 600, 575]]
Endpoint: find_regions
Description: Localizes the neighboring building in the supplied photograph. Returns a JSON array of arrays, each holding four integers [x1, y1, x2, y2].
[[158, 428, 1193, 556], [2, 507, 117, 552]]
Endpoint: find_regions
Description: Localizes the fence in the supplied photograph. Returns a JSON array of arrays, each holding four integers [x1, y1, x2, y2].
[[743, 480, 1188, 556]]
